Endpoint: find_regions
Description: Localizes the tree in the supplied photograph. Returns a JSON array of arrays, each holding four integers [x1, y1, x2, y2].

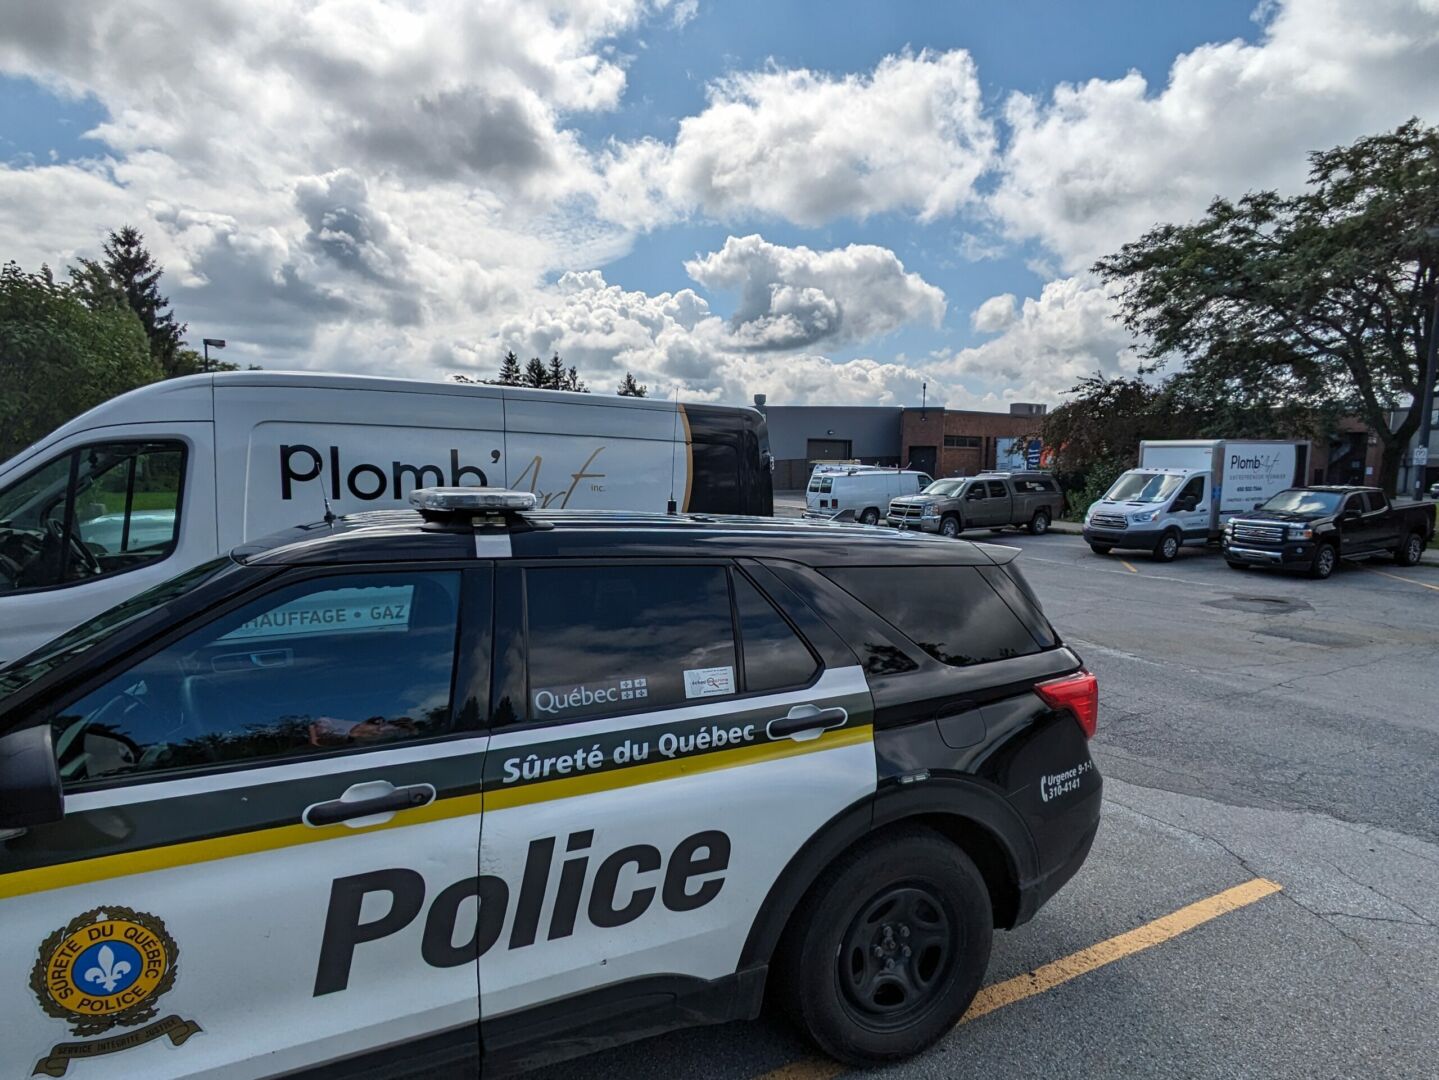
[[563, 365, 589, 393], [617, 371, 648, 397], [495, 350, 522, 386], [523, 357, 548, 388], [546, 353, 565, 390], [72, 226, 189, 377], [1095, 119, 1439, 493], [0, 261, 162, 460]]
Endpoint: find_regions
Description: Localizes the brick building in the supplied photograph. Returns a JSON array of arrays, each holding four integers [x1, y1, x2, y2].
[[898, 403, 1048, 478]]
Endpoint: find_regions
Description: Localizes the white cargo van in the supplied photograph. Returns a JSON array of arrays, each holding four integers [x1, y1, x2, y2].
[[805, 465, 932, 524], [1082, 439, 1304, 560], [0, 372, 773, 664]]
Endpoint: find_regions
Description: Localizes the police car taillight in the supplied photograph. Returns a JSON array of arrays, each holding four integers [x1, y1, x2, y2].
[[1035, 670, 1098, 739], [408, 486, 538, 514]]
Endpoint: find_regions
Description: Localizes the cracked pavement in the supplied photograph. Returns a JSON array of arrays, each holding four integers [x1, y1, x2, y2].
[[456, 532, 1439, 1080]]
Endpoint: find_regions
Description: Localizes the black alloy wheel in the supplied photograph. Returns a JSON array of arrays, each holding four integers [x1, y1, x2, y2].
[[837, 885, 955, 1031]]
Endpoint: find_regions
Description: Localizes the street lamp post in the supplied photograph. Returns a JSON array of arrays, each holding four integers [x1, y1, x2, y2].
[[1415, 228, 1439, 500], [202, 338, 226, 372]]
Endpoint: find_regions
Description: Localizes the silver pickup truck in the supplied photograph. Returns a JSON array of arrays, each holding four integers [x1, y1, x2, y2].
[[888, 471, 1064, 538]]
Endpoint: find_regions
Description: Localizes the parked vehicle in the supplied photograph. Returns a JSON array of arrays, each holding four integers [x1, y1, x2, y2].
[[889, 471, 1063, 538], [0, 371, 773, 665], [1083, 439, 1303, 561], [805, 466, 932, 524], [0, 487, 1100, 1076], [1222, 486, 1436, 578]]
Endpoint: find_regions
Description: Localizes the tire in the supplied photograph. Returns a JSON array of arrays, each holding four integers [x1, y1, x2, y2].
[[1153, 530, 1181, 562], [939, 515, 961, 538], [775, 829, 992, 1066], [1394, 531, 1425, 567], [859, 507, 880, 526], [1089, 542, 1112, 555], [1309, 543, 1337, 579], [1027, 509, 1051, 535]]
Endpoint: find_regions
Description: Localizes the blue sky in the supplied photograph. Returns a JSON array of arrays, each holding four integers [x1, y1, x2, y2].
[[0, 1, 1433, 406]]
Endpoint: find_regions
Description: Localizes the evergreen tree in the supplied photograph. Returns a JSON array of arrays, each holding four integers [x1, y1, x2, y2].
[[546, 353, 566, 390], [496, 350, 522, 385], [90, 226, 188, 376], [617, 372, 648, 397], [564, 365, 589, 393], [523, 357, 548, 388]]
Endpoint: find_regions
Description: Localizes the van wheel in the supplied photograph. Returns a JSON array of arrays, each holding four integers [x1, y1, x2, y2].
[[1089, 543, 1112, 555], [775, 829, 991, 1065], [1394, 531, 1425, 567], [939, 515, 961, 538], [859, 507, 880, 526], [1309, 543, 1337, 579], [1028, 509, 1051, 535], [1153, 530, 1181, 562]]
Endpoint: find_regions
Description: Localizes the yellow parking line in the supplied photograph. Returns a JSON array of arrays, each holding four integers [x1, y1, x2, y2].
[[1366, 568, 1439, 593], [749, 877, 1282, 1080], [1120, 560, 1139, 573]]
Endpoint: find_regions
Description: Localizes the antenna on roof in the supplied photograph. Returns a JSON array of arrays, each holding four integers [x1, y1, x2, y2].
[[321, 493, 337, 526], [667, 386, 681, 515]]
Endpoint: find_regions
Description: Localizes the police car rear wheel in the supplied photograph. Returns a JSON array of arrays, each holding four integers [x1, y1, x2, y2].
[[777, 828, 991, 1063]]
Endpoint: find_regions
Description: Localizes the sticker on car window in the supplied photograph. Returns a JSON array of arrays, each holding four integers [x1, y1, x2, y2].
[[534, 677, 649, 717], [684, 665, 735, 699]]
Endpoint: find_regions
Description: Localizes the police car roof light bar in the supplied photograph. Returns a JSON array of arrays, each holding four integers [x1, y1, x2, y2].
[[408, 487, 538, 516]]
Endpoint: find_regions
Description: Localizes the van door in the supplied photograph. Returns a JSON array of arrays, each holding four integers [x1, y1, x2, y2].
[[0, 427, 215, 665], [2, 566, 490, 1078], [478, 562, 873, 1062], [1172, 474, 1210, 541]]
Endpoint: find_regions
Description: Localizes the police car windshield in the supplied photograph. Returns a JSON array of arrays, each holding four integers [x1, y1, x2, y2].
[[922, 479, 964, 496], [1104, 472, 1185, 504], [0, 557, 233, 698], [1262, 489, 1343, 514]]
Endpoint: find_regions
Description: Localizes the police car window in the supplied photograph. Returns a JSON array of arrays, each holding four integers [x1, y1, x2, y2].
[[733, 572, 819, 693], [821, 566, 1045, 667], [51, 571, 462, 784], [524, 565, 736, 723]]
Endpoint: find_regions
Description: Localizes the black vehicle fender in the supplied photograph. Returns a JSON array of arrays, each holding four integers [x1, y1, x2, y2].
[[738, 775, 1037, 972]]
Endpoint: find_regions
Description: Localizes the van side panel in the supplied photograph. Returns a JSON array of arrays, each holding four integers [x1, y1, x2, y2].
[[218, 385, 507, 544]]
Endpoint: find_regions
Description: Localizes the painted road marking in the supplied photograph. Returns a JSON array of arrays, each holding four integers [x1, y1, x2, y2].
[[750, 877, 1283, 1080], [1120, 560, 1139, 573], [1366, 568, 1439, 593]]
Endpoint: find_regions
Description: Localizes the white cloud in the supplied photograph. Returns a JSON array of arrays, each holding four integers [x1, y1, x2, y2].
[[930, 276, 1141, 402], [991, 0, 1439, 270], [684, 234, 945, 351], [600, 49, 996, 228]]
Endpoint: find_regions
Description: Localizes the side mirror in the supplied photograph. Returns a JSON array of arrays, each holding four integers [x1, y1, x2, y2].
[[0, 724, 63, 834], [1253, 502, 1265, 510], [1341, 509, 1362, 522]]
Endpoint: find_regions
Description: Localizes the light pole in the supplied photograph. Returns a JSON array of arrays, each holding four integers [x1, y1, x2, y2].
[[1415, 228, 1439, 500], [202, 338, 226, 372]]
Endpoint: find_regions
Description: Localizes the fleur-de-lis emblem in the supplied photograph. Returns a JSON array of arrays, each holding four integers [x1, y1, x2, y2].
[[84, 945, 132, 993]]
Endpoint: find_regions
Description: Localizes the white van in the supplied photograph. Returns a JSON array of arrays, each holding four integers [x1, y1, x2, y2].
[[0, 372, 773, 664], [805, 466, 932, 525], [1082, 439, 1303, 560]]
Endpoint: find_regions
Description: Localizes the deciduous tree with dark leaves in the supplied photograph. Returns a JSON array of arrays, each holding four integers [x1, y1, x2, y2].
[[1095, 119, 1439, 494]]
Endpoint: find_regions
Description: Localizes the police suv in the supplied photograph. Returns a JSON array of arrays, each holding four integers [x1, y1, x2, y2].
[[0, 489, 1101, 1078]]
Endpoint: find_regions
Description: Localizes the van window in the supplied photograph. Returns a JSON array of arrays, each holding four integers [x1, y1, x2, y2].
[[50, 571, 463, 784], [821, 566, 1045, 667], [0, 441, 184, 595], [524, 565, 737, 722], [734, 572, 818, 692]]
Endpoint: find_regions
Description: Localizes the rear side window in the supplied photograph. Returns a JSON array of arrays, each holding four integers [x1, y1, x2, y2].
[[734, 572, 818, 692], [821, 566, 1045, 667], [525, 565, 737, 721]]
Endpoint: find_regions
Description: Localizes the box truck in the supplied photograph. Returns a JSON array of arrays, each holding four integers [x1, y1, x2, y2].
[[1082, 439, 1305, 561], [0, 371, 773, 664]]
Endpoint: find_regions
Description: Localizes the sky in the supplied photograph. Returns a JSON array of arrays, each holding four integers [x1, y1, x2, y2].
[[1, 0, 1437, 409]]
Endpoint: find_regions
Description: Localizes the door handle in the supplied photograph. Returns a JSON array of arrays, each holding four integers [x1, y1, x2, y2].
[[303, 782, 435, 828], [767, 704, 848, 741]]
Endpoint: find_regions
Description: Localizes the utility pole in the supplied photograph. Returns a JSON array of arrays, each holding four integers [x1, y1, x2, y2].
[[1415, 227, 1439, 500]]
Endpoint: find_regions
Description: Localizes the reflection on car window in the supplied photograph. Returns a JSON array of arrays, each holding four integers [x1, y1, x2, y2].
[[0, 442, 183, 595], [1104, 472, 1185, 504], [733, 572, 817, 693], [1262, 489, 1342, 514], [51, 571, 461, 784], [524, 564, 737, 722]]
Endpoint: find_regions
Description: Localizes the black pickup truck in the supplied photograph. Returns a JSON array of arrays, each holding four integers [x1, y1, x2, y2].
[[1222, 486, 1435, 579]]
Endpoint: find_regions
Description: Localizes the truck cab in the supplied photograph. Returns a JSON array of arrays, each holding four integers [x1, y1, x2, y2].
[[1082, 468, 1212, 562]]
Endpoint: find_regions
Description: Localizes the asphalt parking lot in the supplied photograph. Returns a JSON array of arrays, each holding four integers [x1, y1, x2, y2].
[[507, 529, 1439, 1080]]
